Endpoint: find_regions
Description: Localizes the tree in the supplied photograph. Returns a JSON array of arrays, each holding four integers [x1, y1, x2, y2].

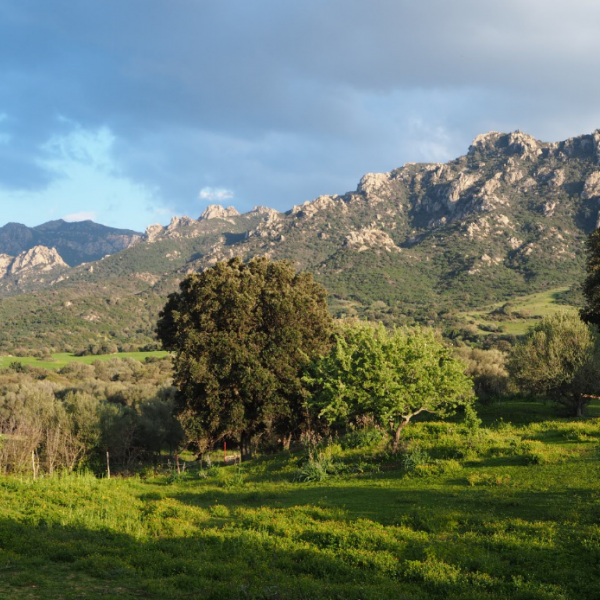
[[305, 323, 474, 449], [507, 312, 600, 417], [156, 257, 333, 461], [581, 228, 600, 326]]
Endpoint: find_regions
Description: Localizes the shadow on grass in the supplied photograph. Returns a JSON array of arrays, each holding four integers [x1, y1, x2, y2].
[[2, 479, 600, 600]]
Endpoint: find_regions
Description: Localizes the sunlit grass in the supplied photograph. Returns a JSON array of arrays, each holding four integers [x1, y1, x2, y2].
[[0, 400, 599, 599], [0, 350, 169, 370], [461, 287, 578, 335]]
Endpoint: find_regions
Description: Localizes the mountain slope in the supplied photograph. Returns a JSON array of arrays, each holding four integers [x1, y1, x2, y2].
[[1, 129, 598, 352]]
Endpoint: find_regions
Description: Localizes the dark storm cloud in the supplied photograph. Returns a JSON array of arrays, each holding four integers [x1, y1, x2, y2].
[[1, 0, 600, 219]]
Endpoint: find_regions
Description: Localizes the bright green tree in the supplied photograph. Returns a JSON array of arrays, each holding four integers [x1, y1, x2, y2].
[[508, 312, 600, 417], [306, 323, 474, 448], [156, 257, 333, 460]]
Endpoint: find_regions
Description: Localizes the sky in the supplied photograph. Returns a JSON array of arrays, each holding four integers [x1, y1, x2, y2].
[[1, 1, 600, 232]]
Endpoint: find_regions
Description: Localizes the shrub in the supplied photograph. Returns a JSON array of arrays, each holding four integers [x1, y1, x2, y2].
[[341, 426, 384, 450], [295, 446, 341, 483], [455, 346, 509, 400], [401, 446, 430, 472], [508, 312, 600, 416]]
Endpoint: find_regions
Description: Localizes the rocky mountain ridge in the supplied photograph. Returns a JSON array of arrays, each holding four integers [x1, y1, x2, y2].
[[1, 128, 599, 351]]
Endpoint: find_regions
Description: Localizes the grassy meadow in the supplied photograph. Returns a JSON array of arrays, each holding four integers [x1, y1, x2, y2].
[[1, 400, 600, 600], [0, 350, 169, 370], [461, 287, 578, 336]]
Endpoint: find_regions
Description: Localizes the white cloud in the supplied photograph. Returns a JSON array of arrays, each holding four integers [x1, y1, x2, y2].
[[198, 187, 234, 202], [63, 211, 98, 222]]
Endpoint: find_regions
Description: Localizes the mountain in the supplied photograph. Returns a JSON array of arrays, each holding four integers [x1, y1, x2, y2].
[[1, 129, 598, 353], [0, 219, 140, 267]]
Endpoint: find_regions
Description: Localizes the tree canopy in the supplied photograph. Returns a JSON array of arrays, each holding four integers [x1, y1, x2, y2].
[[305, 323, 474, 448], [581, 228, 600, 326], [156, 257, 333, 460], [507, 312, 600, 417]]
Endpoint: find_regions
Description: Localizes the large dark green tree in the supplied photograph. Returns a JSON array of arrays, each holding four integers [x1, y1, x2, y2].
[[581, 228, 600, 326], [156, 257, 333, 460]]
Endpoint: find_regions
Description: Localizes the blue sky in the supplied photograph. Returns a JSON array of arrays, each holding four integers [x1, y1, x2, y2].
[[1, 1, 600, 232]]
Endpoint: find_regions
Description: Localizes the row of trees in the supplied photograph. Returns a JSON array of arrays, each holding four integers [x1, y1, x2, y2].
[[159, 236, 600, 460], [6, 228, 600, 472], [157, 258, 475, 461]]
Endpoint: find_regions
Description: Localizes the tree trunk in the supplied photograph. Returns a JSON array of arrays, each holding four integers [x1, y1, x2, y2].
[[392, 419, 410, 451], [240, 432, 252, 462], [282, 434, 292, 451], [575, 396, 585, 418]]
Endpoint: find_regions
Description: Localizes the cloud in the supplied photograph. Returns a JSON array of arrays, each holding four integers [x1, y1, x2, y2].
[[1, 1, 600, 227], [198, 187, 235, 202], [63, 211, 97, 222]]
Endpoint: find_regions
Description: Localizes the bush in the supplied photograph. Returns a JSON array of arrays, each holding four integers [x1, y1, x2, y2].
[[508, 312, 600, 416], [455, 346, 509, 400], [401, 446, 430, 472], [295, 446, 341, 483], [341, 425, 384, 450]]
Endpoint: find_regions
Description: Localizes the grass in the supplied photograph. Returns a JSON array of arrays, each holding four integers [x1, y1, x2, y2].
[[1, 399, 600, 599], [461, 287, 578, 335], [0, 351, 169, 370]]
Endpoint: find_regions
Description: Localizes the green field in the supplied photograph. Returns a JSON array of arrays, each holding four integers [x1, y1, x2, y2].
[[462, 287, 578, 336], [1, 400, 600, 599], [0, 350, 169, 370]]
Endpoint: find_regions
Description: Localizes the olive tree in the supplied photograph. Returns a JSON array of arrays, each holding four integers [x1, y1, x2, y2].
[[508, 312, 600, 416], [306, 323, 474, 449], [156, 257, 333, 461]]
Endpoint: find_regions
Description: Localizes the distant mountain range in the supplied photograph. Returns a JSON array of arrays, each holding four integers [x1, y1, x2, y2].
[[0, 219, 140, 266], [1, 129, 598, 352]]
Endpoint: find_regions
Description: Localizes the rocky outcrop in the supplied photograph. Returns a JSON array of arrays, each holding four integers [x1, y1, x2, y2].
[[506, 131, 542, 159], [357, 172, 392, 201], [7, 246, 68, 278], [144, 216, 208, 242], [10, 246, 68, 276], [345, 228, 399, 252], [469, 131, 503, 154], [0, 254, 13, 278], [200, 205, 240, 221], [250, 206, 280, 217], [469, 131, 541, 160], [582, 172, 600, 200], [163, 216, 197, 237], [445, 172, 479, 208], [144, 223, 165, 243], [291, 195, 344, 217]]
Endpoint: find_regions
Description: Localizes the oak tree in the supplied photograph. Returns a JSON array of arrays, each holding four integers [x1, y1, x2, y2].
[[156, 257, 332, 460]]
